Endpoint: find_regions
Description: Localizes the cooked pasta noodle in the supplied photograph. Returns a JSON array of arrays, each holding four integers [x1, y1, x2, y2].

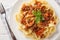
[[15, 0, 58, 40]]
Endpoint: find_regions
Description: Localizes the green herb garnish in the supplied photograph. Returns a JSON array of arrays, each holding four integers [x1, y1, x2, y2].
[[32, 10, 44, 24]]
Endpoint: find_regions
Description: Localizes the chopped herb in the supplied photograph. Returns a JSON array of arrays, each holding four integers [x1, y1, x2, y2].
[[32, 10, 44, 24]]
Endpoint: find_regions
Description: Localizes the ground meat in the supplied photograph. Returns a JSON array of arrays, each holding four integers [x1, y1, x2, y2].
[[41, 6, 46, 13], [34, 1, 42, 6], [34, 1, 41, 9], [30, 24, 39, 32], [40, 34, 45, 38], [22, 5, 30, 11], [37, 21, 49, 28], [35, 28, 45, 37], [21, 18, 26, 25], [43, 9, 53, 21]]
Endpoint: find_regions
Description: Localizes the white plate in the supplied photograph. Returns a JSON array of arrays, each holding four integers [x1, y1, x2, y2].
[[0, 0, 18, 9], [7, 0, 60, 40]]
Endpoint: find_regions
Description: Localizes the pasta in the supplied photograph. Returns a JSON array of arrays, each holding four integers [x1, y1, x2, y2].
[[15, 0, 58, 40]]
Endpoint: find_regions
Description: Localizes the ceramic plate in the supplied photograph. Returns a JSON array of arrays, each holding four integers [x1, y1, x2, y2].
[[7, 0, 60, 40]]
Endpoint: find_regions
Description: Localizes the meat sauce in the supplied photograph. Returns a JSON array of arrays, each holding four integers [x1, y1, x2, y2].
[[21, 1, 55, 38]]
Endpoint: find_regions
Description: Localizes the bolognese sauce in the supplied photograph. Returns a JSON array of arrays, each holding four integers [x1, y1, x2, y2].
[[19, 1, 57, 38]]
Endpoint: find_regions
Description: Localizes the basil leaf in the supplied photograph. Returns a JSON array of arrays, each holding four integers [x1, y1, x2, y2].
[[32, 10, 44, 24]]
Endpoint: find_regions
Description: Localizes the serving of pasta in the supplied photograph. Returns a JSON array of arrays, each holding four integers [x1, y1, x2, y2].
[[15, 0, 58, 40]]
